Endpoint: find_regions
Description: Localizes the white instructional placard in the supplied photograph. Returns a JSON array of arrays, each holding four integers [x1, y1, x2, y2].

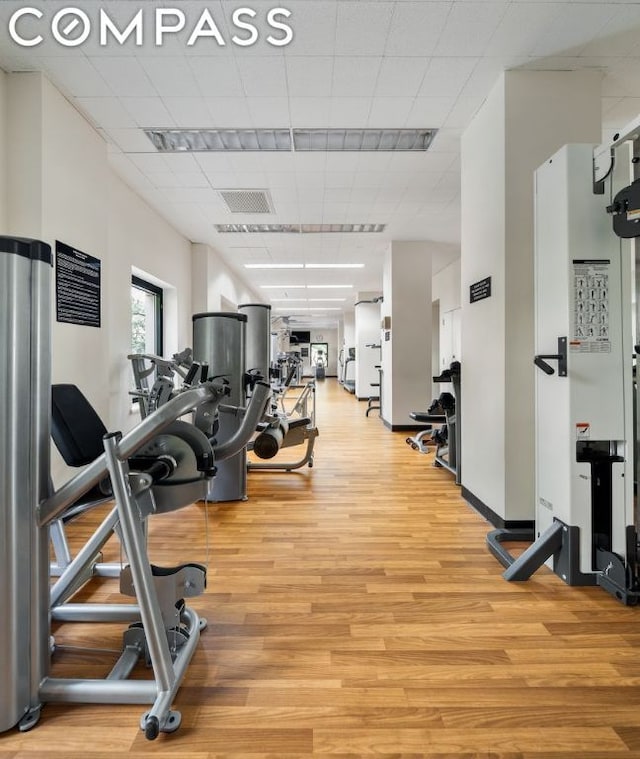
[[571, 259, 610, 353]]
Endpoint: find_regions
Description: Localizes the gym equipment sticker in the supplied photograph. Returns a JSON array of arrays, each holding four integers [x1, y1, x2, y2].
[[55, 241, 101, 328], [571, 260, 610, 353]]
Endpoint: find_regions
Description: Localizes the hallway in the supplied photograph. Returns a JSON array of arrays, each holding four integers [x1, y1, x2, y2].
[[4, 378, 640, 757]]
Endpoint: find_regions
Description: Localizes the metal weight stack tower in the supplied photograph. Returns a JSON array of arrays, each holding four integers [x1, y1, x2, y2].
[[238, 303, 271, 384], [193, 312, 248, 501], [0, 236, 52, 733]]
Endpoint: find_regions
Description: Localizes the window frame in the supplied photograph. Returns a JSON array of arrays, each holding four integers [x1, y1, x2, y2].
[[131, 274, 164, 356]]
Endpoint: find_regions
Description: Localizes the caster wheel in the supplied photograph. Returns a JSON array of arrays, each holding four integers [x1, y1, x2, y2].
[[405, 438, 411, 445]]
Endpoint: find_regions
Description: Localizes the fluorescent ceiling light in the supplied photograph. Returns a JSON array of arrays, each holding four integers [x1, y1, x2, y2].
[[306, 263, 364, 269], [293, 128, 437, 152], [216, 224, 299, 234], [260, 284, 306, 289], [270, 298, 308, 302], [215, 223, 386, 234], [144, 128, 291, 152], [308, 298, 346, 302], [146, 128, 436, 153], [301, 224, 385, 234], [244, 263, 303, 269], [307, 285, 353, 289], [274, 307, 341, 312]]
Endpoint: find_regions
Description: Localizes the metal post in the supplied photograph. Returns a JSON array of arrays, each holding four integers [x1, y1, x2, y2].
[[0, 237, 52, 734]]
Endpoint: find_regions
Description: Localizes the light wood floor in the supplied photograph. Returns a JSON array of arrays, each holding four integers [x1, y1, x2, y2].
[[3, 378, 640, 758]]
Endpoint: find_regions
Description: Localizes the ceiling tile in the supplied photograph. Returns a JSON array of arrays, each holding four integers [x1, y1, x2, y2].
[[286, 56, 334, 97], [375, 57, 431, 97], [580, 5, 640, 58], [335, 2, 395, 56], [236, 57, 288, 97], [289, 97, 332, 127], [89, 57, 157, 97], [332, 57, 382, 97], [163, 96, 213, 127], [76, 97, 137, 128], [205, 96, 253, 124], [247, 97, 291, 126], [386, 2, 452, 56], [405, 97, 456, 127], [530, 3, 618, 58], [419, 58, 478, 98], [121, 97, 175, 127], [187, 57, 244, 96], [102, 128, 157, 153], [435, 2, 510, 57], [329, 98, 372, 128], [283, 1, 338, 56], [444, 96, 486, 129], [39, 57, 112, 97], [367, 97, 414, 127], [139, 57, 201, 97], [486, 4, 562, 57]]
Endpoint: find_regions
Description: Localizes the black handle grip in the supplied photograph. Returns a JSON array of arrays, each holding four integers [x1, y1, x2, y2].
[[534, 356, 556, 375], [534, 337, 567, 378]]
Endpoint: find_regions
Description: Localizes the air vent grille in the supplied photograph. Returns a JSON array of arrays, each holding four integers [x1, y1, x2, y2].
[[219, 190, 274, 214], [215, 223, 386, 234]]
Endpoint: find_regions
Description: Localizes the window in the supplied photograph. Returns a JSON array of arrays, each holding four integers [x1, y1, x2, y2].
[[131, 275, 163, 356]]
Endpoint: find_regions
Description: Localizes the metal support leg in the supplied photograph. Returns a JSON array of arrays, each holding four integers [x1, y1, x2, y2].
[[500, 521, 564, 581], [102, 434, 177, 738]]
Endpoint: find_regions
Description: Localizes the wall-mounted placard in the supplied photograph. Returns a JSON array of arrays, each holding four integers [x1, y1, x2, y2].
[[55, 241, 101, 328], [470, 276, 491, 304]]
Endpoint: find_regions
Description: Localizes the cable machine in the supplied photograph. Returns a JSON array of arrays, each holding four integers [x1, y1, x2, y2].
[[487, 126, 640, 604]]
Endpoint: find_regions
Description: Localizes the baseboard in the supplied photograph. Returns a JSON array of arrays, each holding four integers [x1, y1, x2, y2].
[[461, 486, 534, 530]]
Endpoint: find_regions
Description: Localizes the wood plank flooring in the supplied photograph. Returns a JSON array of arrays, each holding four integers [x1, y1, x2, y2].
[[2, 378, 640, 757]]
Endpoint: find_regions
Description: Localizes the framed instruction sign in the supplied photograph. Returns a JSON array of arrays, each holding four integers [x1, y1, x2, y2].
[[470, 276, 491, 304], [55, 241, 101, 328], [570, 259, 610, 354]]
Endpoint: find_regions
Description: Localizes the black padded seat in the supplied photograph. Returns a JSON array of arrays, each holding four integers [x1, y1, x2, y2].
[[410, 412, 446, 424]]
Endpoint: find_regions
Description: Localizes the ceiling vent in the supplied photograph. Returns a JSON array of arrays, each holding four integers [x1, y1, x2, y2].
[[219, 189, 274, 214]]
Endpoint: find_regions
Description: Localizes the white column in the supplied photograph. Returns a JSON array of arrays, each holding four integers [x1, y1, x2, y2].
[[381, 241, 432, 428], [354, 292, 382, 399], [461, 70, 602, 525], [0, 69, 7, 233]]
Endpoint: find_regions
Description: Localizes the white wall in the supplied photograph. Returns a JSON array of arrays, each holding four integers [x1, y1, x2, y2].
[[433, 259, 461, 314], [461, 70, 602, 522], [0, 68, 7, 232], [381, 241, 432, 427], [3, 72, 260, 485], [355, 299, 382, 398], [192, 242, 262, 314]]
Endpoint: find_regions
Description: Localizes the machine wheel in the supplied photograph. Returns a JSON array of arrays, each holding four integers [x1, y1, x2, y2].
[[405, 437, 411, 445], [144, 715, 160, 741]]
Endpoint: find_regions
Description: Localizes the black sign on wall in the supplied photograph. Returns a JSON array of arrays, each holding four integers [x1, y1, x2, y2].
[[55, 241, 101, 327], [470, 276, 492, 304]]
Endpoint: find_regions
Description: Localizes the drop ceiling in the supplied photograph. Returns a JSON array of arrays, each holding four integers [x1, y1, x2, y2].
[[1, 0, 640, 329]]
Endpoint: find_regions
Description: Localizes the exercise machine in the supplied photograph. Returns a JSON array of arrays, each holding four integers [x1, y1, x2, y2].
[[487, 134, 640, 604], [342, 347, 356, 393], [0, 236, 233, 739]]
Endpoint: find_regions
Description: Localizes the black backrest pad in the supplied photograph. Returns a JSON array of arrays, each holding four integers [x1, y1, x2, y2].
[[51, 384, 108, 467]]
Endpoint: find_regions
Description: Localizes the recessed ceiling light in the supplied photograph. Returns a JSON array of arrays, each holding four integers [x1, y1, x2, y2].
[[270, 298, 308, 302], [305, 263, 364, 269], [144, 128, 291, 152], [293, 128, 437, 152], [244, 263, 303, 269], [307, 285, 353, 289], [260, 285, 306, 289], [307, 298, 346, 302]]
